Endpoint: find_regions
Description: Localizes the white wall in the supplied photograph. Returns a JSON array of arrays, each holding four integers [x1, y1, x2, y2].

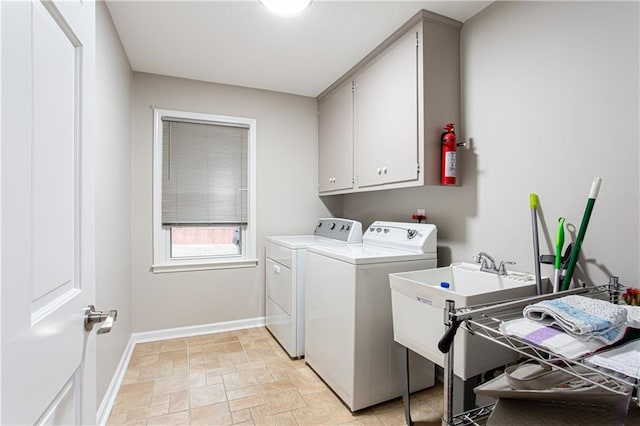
[[342, 1, 639, 286], [131, 73, 340, 332], [95, 1, 133, 405]]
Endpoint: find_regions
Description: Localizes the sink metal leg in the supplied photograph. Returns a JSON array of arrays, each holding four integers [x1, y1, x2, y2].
[[401, 345, 413, 426], [443, 300, 456, 426]]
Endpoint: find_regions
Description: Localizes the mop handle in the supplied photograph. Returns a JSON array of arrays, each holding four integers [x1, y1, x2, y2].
[[530, 194, 542, 295], [561, 178, 602, 291]]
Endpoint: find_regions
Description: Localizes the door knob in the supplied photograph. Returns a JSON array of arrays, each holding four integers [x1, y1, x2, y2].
[[84, 305, 118, 334]]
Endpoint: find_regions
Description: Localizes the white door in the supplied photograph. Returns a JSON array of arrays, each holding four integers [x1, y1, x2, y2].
[[1, 0, 98, 424]]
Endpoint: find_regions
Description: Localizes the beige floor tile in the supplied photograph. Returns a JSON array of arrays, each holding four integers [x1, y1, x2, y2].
[[263, 389, 307, 415], [300, 389, 341, 407], [190, 384, 227, 408], [250, 405, 274, 425], [133, 341, 163, 356], [229, 395, 266, 412], [122, 404, 171, 423], [272, 411, 298, 426], [151, 393, 171, 407], [146, 410, 189, 426], [189, 368, 207, 389], [138, 365, 174, 381], [117, 380, 155, 396], [111, 382, 155, 415], [190, 332, 240, 346], [206, 372, 224, 386], [253, 368, 275, 384], [203, 340, 244, 355], [221, 350, 250, 366], [261, 377, 295, 393], [291, 405, 336, 425], [190, 401, 233, 426], [227, 385, 264, 401], [223, 370, 259, 390], [231, 408, 253, 424], [295, 382, 327, 396], [371, 406, 407, 426], [286, 368, 321, 387], [169, 390, 189, 413], [351, 414, 384, 426], [244, 347, 281, 363], [129, 353, 162, 369], [153, 375, 189, 396], [160, 338, 189, 352]]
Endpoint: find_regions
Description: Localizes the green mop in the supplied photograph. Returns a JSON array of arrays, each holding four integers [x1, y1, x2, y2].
[[560, 177, 603, 291]]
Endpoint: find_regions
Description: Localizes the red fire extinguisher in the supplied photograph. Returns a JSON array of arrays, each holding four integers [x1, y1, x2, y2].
[[441, 123, 457, 185]]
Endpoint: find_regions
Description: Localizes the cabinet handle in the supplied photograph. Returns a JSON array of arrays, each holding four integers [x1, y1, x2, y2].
[[273, 264, 280, 274], [377, 168, 382, 175], [382, 166, 388, 174]]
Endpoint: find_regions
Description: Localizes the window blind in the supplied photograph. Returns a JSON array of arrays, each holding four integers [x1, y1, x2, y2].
[[162, 119, 248, 226]]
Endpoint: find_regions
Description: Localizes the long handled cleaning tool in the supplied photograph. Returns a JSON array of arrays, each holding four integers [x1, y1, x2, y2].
[[553, 217, 565, 293], [530, 194, 542, 295], [560, 177, 603, 291]]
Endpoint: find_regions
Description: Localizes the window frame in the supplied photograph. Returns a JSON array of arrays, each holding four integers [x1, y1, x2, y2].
[[151, 108, 257, 273]]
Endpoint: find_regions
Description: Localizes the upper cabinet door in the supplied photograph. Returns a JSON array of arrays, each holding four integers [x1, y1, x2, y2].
[[318, 79, 354, 193], [354, 24, 421, 189]]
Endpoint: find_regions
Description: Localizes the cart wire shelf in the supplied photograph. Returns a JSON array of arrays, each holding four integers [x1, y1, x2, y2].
[[445, 282, 639, 425]]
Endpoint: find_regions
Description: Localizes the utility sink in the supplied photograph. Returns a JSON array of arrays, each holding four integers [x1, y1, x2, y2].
[[390, 262, 541, 380]]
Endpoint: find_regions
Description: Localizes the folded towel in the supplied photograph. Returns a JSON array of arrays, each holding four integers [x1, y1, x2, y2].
[[523, 295, 628, 344], [500, 318, 605, 359]]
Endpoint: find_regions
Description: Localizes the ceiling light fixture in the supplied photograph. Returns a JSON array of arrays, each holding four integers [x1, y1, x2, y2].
[[260, 0, 313, 16]]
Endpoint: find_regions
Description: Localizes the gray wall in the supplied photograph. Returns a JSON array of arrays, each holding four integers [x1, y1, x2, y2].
[[342, 1, 640, 286], [131, 73, 340, 333], [95, 1, 133, 405]]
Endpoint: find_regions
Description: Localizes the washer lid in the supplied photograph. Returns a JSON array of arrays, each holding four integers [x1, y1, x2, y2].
[[266, 235, 345, 249], [307, 243, 437, 265]]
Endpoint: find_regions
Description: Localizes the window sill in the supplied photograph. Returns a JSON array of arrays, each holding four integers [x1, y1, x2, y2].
[[151, 258, 259, 274]]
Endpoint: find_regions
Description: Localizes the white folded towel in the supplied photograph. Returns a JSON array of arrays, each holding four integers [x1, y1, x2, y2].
[[523, 295, 628, 344], [500, 318, 605, 359]]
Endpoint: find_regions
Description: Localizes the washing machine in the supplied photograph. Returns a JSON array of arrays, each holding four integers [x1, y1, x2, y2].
[[265, 218, 363, 358], [304, 221, 437, 411]]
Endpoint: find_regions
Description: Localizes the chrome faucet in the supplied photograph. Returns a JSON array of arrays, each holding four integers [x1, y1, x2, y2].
[[473, 252, 497, 273], [473, 252, 515, 276]]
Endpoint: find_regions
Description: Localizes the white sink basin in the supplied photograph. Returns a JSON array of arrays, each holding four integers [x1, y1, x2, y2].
[[390, 262, 541, 379]]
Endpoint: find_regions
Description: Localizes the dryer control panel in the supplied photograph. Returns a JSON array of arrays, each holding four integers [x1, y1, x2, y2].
[[313, 218, 363, 242]]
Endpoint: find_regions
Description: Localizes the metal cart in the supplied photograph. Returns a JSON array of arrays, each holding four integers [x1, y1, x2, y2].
[[401, 277, 639, 425]]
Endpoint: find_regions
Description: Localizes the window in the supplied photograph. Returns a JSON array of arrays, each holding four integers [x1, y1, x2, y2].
[[152, 109, 257, 272]]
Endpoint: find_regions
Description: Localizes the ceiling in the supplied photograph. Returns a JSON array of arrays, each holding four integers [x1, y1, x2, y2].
[[106, 1, 492, 97]]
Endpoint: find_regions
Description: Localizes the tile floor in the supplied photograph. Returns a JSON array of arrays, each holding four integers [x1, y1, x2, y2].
[[107, 327, 444, 425]]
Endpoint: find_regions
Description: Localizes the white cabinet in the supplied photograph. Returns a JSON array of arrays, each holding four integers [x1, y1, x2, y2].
[[354, 26, 420, 189], [318, 79, 354, 193], [317, 10, 461, 195]]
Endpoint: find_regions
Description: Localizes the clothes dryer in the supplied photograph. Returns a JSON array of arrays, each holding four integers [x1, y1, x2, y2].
[[266, 218, 362, 358]]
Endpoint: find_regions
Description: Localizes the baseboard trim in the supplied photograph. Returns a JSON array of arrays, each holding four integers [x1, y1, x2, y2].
[[96, 316, 266, 425], [96, 335, 135, 426], [132, 316, 266, 343]]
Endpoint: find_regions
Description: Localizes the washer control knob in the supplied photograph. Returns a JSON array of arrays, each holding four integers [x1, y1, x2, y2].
[[330, 223, 336, 230], [369, 227, 375, 232], [376, 227, 382, 233], [407, 229, 418, 239], [384, 228, 390, 234]]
